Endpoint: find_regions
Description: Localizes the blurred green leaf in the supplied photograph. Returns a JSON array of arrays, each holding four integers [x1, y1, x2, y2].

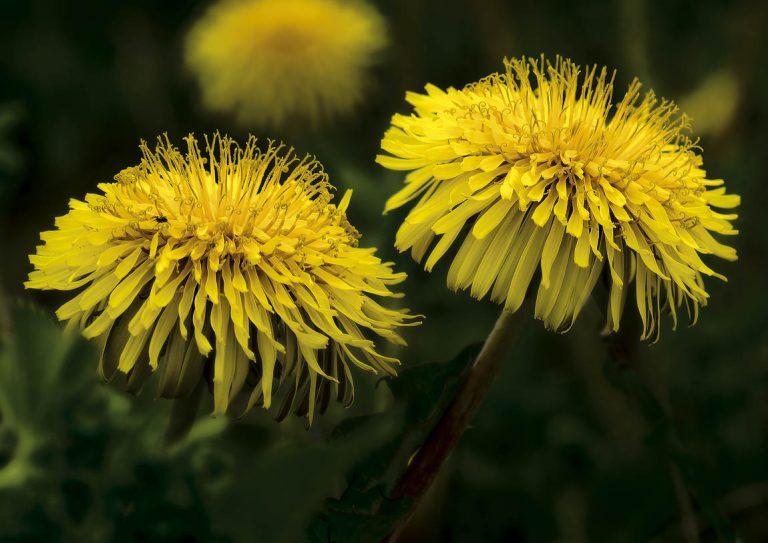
[[604, 354, 740, 543], [0, 301, 225, 541], [0, 302, 94, 489]]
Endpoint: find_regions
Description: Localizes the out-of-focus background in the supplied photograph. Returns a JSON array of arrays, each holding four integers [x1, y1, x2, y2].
[[1, 0, 767, 541]]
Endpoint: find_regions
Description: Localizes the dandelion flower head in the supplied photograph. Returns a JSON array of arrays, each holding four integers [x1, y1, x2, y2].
[[185, 0, 387, 127], [377, 56, 739, 339], [26, 134, 417, 421]]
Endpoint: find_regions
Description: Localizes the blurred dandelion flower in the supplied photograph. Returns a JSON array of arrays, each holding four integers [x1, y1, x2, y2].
[[26, 134, 417, 422], [680, 70, 739, 137], [377, 56, 739, 339], [185, 0, 387, 127]]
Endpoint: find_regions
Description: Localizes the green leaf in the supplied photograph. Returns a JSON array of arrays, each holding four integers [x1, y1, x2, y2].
[[307, 486, 413, 543], [306, 343, 482, 542]]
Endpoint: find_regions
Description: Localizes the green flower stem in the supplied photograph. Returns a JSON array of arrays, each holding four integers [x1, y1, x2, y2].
[[386, 309, 525, 540]]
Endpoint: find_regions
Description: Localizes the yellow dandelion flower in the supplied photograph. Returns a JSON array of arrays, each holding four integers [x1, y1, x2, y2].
[[184, 0, 387, 127], [377, 56, 739, 339], [26, 134, 417, 422]]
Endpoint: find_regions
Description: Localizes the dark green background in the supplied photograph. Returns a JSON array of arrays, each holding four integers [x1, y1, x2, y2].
[[1, 0, 767, 541]]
